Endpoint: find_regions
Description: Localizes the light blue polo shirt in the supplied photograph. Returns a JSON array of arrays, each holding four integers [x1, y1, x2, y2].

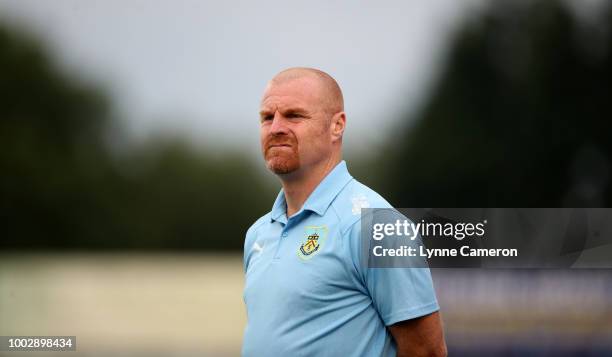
[[242, 161, 439, 357]]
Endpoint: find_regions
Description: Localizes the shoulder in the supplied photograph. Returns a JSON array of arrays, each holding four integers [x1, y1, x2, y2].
[[330, 178, 394, 236], [245, 213, 271, 245]]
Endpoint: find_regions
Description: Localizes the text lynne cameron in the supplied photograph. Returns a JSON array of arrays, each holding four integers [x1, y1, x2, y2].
[[372, 245, 519, 258]]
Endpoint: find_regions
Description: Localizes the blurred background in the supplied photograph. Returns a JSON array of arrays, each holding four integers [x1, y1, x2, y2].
[[1, 0, 611, 355]]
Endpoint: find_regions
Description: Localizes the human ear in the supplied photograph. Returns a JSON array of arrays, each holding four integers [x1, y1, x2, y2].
[[331, 111, 346, 141]]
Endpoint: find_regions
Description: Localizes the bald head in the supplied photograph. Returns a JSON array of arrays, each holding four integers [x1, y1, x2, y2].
[[268, 67, 344, 114]]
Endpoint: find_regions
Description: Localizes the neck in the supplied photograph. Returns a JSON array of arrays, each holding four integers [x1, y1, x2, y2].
[[280, 155, 341, 217]]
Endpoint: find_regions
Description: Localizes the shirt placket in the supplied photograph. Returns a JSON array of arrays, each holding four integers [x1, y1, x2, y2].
[[273, 213, 304, 259]]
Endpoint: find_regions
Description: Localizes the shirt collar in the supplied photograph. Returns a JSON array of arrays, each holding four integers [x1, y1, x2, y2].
[[270, 160, 353, 222]]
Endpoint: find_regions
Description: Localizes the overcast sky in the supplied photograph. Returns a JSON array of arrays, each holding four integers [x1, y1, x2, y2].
[[0, 0, 483, 155]]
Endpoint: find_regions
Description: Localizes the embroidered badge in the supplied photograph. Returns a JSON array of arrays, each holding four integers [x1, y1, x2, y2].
[[297, 226, 328, 260], [351, 194, 370, 215]]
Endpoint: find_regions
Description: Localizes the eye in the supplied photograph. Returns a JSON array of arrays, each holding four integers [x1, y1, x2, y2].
[[260, 114, 273, 122], [287, 113, 303, 119]]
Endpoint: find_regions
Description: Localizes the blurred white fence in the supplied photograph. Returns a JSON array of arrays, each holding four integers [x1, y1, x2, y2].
[[1, 254, 611, 356]]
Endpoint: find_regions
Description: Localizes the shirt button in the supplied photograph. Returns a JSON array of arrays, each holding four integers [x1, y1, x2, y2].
[[281, 231, 288, 238]]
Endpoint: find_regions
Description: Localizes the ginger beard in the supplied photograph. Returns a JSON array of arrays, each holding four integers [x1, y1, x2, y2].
[[263, 134, 300, 175]]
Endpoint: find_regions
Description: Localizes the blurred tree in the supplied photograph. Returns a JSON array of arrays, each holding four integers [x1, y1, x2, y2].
[[385, 1, 612, 207], [0, 23, 273, 251], [0, 24, 114, 249], [101, 139, 274, 251]]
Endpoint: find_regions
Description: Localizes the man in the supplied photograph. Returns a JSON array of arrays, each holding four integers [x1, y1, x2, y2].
[[242, 67, 446, 357]]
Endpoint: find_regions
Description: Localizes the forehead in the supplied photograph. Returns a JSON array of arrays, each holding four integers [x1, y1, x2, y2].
[[260, 76, 323, 111]]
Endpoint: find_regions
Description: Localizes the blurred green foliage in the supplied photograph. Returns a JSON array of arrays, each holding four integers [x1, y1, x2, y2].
[[385, 1, 612, 207], [0, 24, 273, 251], [1, 0, 611, 250]]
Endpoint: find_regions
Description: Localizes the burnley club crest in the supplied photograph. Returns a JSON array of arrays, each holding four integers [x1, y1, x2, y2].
[[297, 226, 328, 260]]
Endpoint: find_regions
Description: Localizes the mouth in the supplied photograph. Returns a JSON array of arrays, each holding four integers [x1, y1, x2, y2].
[[268, 144, 292, 148]]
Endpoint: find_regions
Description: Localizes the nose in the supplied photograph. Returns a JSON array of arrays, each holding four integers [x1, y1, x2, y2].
[[269, 112, 289, 135]]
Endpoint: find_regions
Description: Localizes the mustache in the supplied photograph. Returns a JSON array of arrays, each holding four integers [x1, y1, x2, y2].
[[263, 134, 297, 150]]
